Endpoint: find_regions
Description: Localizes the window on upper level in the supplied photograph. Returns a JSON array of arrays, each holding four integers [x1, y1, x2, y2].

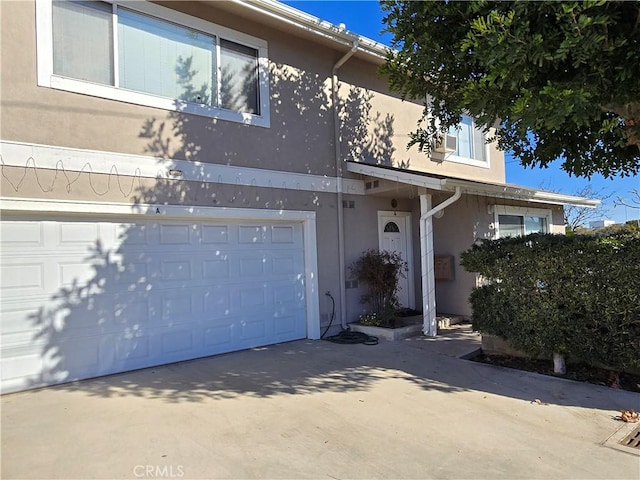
[[494, 206, 551, 238], [446, 115, 489, 168], [37, 0, 270, 127]]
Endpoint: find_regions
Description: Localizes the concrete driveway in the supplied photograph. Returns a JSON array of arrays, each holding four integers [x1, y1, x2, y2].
[[2, 326, 639, 479]]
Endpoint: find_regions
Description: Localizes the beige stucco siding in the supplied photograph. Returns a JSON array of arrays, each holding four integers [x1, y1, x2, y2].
[[1, 1, 338, 176], [2, 0, 506, 183], [338, 58, 506, 184]]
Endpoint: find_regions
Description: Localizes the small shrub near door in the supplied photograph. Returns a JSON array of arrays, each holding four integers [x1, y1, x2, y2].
[[460, 231, 640, 376], [350, 249, 406, 326]]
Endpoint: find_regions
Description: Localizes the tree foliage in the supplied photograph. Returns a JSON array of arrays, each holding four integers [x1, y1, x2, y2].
[[460, 232, 640, 373], [380, 0, 640, 178]]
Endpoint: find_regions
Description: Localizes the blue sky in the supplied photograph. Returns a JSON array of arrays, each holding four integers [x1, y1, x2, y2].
[[284, 0, 640, 223]]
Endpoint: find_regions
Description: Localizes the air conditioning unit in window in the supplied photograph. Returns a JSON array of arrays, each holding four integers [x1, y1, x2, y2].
[[433, 133, 457, 154]]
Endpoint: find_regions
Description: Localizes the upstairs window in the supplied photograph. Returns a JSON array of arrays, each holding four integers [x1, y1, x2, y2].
[[39, 0, 269, 127], [447, 115, 488, 167], [52, 1, 114, 85]]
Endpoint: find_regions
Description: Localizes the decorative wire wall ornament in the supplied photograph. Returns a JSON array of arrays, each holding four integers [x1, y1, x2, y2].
[[1, 155, 143, 197]]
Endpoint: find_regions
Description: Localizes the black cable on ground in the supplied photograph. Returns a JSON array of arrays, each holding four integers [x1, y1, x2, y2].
[[324, 330, 378, 345], [320, 291, 378, 345]]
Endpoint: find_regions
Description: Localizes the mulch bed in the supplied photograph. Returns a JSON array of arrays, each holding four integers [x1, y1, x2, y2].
[[472, 353, 640, 393]]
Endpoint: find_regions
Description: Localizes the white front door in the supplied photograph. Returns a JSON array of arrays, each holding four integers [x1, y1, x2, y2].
[[378, 212, 413, 309]]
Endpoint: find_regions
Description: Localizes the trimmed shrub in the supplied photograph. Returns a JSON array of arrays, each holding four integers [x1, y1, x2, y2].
[[350, 249, 406, 324], [461, 232, 640, 372]]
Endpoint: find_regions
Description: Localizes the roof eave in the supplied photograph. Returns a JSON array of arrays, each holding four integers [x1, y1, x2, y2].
[[229, 0, 390, 61], [442, 178, 600, 208], [346, 162, 444, 191], [347, 162, 600, 208]]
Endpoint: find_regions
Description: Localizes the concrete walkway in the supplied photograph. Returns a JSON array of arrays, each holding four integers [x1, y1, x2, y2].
[[2, 326, 639, 479]]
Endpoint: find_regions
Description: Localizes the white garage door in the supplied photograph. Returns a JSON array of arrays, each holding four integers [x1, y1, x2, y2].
[[0, 214, 308, 393]]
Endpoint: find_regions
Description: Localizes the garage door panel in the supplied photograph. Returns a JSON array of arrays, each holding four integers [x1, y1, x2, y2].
[[203, 258, 230, 279], [1, 348, 44, 385], [273, 315, 299, 335], [160, 294, 195, 323], [271, 224, 295, 243], [114, 334, 150, 362], [58, 222, 101, 245], [112, 260, 149, 285], [238, 225, 266, 244], [201, 224, 229, 244], [238, 287, 266, 309], [160, 329, 194, 355], [113, 299, 150, 327], [160, 259, 193, 282], [0, 220, 44, 245], [272, 256, 296, 275], [159, 223, 192, 245], [203, 325, 232, 347], [239, 319, 267, 341], [1, 216, 309, 393], [238, 256, 265, 277], [2, 262, 45, 291], [118, 223, 148, 245], [203, 287, 231, 314]]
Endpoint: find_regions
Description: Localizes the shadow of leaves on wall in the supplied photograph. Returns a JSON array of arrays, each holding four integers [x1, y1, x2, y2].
[[18, 53, 402, 397]]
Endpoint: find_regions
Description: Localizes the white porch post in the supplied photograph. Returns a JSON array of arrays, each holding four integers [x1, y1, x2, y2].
[[419, 193, 437, 336]]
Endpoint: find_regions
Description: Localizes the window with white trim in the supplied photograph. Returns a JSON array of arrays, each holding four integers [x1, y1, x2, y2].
[[447, 115, 488, 167], [493, 206, 551, 238], [38, 0, 270, 127]]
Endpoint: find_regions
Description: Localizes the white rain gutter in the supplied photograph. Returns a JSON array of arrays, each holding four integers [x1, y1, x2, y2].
[[421, 186, 462, 220], [332, 39, 359, 330], [442, 178, 600, 208], [232, 0, 388, 60], [419, 186, 462, 336]]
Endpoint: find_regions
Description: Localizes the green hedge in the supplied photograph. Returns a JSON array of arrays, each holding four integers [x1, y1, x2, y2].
[[460, 232, 640, 372]]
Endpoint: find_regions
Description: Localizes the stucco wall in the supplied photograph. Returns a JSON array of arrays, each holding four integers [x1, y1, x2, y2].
[[1, 0, 506, 184], [338, 58, 506, 184], [1, 1, 342, 176]]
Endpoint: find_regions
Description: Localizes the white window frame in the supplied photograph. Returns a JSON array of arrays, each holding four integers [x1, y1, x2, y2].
[[445, 115, 490, 169], [36, 0, 270, 128], [492, 205, 552, 239]]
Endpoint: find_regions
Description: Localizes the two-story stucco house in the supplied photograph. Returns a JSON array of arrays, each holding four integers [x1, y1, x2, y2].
[[0, 0, 597, 393]]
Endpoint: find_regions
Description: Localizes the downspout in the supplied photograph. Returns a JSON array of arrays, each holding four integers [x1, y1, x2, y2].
[[419, 186, 462, 336], [332, 39, 359, 329], [421, 186, 462, 220]]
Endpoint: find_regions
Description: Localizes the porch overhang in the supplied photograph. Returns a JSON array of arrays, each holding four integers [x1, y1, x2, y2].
[[346, 161, 600, 208], [347, 161, 600, 337]]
